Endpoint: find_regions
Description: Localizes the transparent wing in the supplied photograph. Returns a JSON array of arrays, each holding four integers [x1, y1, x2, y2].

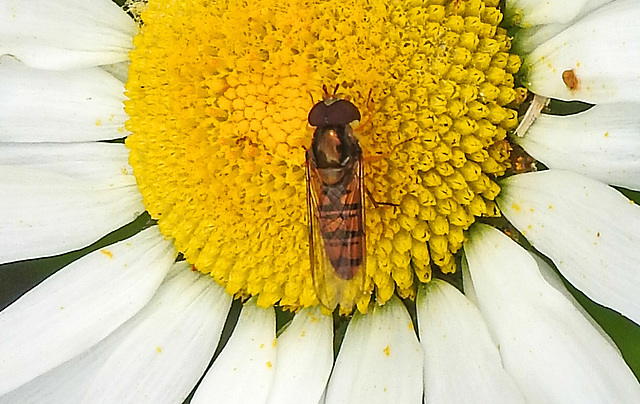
[[306, 151, 366, 312]]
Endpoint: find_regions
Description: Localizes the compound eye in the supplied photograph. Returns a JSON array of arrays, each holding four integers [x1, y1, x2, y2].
[[308, 101, 329, 126], [308, 99, 361, 127], [328, 99, 361, 126]]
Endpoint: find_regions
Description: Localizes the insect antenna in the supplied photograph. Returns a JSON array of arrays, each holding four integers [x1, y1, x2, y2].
[[365, 88, 373, 110], [322, 84, 329, 99]]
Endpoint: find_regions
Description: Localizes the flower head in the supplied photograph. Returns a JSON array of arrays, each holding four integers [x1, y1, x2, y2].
[[1, 0, 640, 402], [126, 0, 519, 313]]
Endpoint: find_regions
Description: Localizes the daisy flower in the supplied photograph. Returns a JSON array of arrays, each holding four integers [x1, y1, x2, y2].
[[1, 0, 639, 402]]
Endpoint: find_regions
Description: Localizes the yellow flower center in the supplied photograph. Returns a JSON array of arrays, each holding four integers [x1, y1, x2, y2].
[[125, 0, 520, 314]]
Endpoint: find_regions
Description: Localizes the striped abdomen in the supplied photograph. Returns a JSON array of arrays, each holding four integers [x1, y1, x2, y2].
[[317, 182, 364, 279]]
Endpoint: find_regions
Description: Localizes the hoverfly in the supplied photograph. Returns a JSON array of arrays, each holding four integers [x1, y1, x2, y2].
[[306, 85, 367, 311]]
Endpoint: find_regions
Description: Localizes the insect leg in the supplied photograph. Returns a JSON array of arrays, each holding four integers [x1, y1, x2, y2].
[[363, 136, 418, 163], [365, 187, 398, 212]]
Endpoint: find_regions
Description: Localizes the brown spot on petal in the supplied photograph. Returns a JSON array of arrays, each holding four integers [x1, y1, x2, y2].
[[562, 69, 579, 90]]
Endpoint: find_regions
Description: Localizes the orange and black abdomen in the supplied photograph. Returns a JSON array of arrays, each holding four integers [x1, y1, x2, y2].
[[316, 173, 364, 279]]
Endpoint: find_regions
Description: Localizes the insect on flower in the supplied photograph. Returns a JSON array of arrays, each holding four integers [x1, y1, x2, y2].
[[306, 85, 367, 311]]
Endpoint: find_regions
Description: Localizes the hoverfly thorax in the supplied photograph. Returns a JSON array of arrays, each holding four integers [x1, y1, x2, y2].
[[310, 125, 359, 184], [305, 87, 367, 311]]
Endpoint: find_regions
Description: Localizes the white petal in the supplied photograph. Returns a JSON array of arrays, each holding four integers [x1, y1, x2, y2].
[[532, 254, 619, 350], [0, 264, 195, 404], [584, 0, 617, 10], [0, 0, 136, 70], [266, 307, 333, 404], [0, 151, 144, 263], [191, 298, 276, 404], [417, 280, 526, 404], [505, 0, 593, 26], [515, 104, 640, 190], [497, 170, 640, 326], [83, 262, 232, 403], [513, 23, 571, 55], [0, 262, 231, 404], [0, 227, 175, 395], [460, 258, 479, 314], [0, 321, 118, 404], [512, 0, 614, 53], [0, 142, 135, 187], [324, 296, 423, 404], [522, 0, 640, 104], [465, 224, 640, 402], [0, 57, 129, 142], [506, 0, 611, 27]]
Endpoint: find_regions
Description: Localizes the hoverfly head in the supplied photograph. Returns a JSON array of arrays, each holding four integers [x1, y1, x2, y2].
[[308, 98, 361, 127]]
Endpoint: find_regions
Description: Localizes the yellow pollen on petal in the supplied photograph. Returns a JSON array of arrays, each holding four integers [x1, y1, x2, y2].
[[125, 0, 519, 313]]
